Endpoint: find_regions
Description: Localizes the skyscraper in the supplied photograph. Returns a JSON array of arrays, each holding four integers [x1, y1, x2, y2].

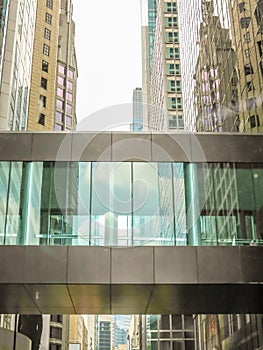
[[132, 87, 143, 131], [0, 0, 77, 131], [142, 0, 184, 131]]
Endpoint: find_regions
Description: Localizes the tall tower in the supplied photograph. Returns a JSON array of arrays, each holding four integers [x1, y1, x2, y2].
[[142, 0, 184, 131], [0, 0, 38, 130], [132, 87, 143, 131], [27, 0, 78, 131]]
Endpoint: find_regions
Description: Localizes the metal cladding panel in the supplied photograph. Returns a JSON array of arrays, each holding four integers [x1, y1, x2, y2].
[[67, 246, 111, 284], [152, 133, 191, 162], [196, 246, 242, 283], [0, 246, 262, 314], [71, 132, 112, 161], [111, 133, 152, 162], [32, 133, 72, 161], [0, 132, 263, 162], [154, 246, 198, 284], [0, 133, 32, 160]]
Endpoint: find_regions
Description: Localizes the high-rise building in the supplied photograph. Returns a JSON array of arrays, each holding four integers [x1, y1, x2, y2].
[[0, 0, 77, 131], [142, 0, 184, 131], [27, 0, 77, 131], [132, 87, 143, 131], [0, 0, 38, 130]]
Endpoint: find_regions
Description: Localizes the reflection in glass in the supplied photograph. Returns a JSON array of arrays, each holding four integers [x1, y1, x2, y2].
[[0, 161, 263, 247]]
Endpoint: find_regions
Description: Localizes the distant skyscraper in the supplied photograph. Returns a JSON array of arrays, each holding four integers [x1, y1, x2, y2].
[[142, 0, 184, 131], [132, 87, 143, 131]]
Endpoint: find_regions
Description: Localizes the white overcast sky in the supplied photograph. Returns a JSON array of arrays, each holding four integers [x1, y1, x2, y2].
[[73, 1, 142, 130]]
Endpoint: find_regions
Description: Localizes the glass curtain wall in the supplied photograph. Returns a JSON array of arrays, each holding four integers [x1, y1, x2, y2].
[[0, 161, 263, 246]]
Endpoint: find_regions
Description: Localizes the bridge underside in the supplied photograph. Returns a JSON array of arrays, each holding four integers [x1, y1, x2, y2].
[[0, 246, 262, 314]]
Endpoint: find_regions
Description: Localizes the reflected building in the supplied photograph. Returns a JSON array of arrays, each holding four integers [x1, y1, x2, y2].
[[194, 0, 238, 132], [228, 0, 263, 132]]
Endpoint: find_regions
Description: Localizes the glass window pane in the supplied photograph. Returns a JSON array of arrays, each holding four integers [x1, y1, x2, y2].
[[91, 163, 131, 246]]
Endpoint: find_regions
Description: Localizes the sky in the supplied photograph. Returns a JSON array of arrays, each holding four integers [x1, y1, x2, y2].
[[73, 0, 143, 130]]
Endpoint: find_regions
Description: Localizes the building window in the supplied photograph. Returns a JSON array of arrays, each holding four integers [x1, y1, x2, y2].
[[244, 32, 250, 42], [239, 2, 246, 12], [45, 13, 52, 25], [66, 92, 73, 102], [57, 76, 64, 86], [246, 81, 254, 91], [245, 48, 251, 57], [40, 95, 46, 108], [168, 97, 182, 110], [67, 81, 73, 90], [57, 87, 64, 98], [55, 124, 63, 131], [58, 64, 65, 74], [56, 111, 63, 122], [41, 77, 47, 89], [38, 113, 45, 125], [67, 69, 74, 79], [164, 2, 177, 13], [56, 99, 63, 109], [249, 115, 260, 128], [246, 97, 256, 110], [166, 31, 179, 43], [166, 47, 180, 59], [44, 28, 51, 40], [165, 17, 178, 28], [240, 17, 251, 28], [244, 63, 253, 75], [43, 44, 50, 56], [66, 103, 72, 114], [46, 0, 53, 9], [42, 60, 49, 72], [66, 116, 72, 126]]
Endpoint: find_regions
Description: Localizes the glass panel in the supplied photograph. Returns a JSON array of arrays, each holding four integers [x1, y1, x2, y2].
[[133, 163, 162, 245], [0, 161, 262, 247], [57, 87, 64, 97], [58, 76, 64, 86], [91, 162, 131, 246], [56, 111, 62, 122]]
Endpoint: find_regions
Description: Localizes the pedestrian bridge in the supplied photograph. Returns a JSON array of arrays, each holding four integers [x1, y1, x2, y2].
[[0, 132, 262, 314]]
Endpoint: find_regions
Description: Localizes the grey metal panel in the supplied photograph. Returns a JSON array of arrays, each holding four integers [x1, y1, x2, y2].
[[67, 247, 111, 284], [111, 285, 154, 314], [24, 246, 67, 283], [24, 285, 74, 313], [71, 132, 111, 161], [0, 246, 262, 314], [154, 247, 198, 284], [196, 247, 242, 283], [152, 133, 191, 162], [31, 132, 72, 161], [0, 132, 32, 160], [68, 285, 111, 314], [112, 133, 151, 162], [190, 133, 263, 163], [0, 246, 25, 283], [240, 247, 263, 282], [0, 132, 263, 162], [111, 247, 154, 284], [0, 285, 39, 314]]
